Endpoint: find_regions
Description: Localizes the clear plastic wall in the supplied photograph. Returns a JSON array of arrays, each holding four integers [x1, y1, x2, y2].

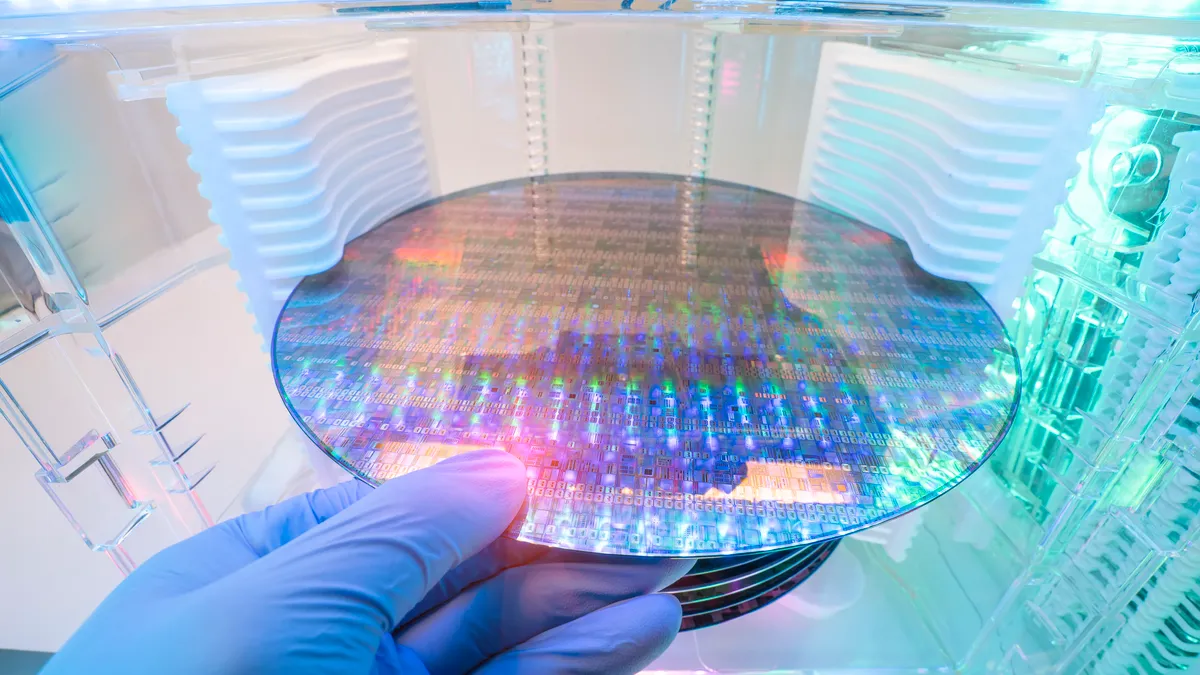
[[1, 3, 1199, 672]]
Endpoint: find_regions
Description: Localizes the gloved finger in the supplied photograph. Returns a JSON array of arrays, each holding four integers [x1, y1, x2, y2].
[[472, 593, 683, 675], [400, 538, 549, 625], [401, 541, 690, 627], [228, 478, 373, 555], [401, 541, 691, 625], [123, 478, 373, 598], [207, 450, 528, 651], [394, 556, 693, 674], [375, 639, 432, 675]]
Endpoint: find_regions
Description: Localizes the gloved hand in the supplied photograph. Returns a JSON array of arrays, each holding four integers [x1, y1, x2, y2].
[[44, 449, 692, 674]]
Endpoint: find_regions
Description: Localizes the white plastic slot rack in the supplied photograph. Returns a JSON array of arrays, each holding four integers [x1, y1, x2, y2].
[[799, 42, 1106, 313], [166, 42, 432, 341]]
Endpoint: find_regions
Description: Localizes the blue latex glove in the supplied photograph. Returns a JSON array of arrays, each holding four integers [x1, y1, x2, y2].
[[44, 450, 692, 674]]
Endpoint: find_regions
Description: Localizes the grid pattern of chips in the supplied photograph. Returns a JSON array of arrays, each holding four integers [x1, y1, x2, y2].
[[272, 174, 1019, 556]]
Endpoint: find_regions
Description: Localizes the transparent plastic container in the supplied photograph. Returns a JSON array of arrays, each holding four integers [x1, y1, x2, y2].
[[1, 2, 1199, 673]]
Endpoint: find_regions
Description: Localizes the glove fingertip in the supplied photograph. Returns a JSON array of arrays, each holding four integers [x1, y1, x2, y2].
[[439, 447, 527, 477], [471, 594, 685, 675], [638, 592, 684, 643], [381, 448, 528, 514], [605, 594, 683, 674]]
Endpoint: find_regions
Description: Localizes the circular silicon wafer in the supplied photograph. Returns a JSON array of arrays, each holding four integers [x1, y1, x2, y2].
[[272, 174, 1019, 557], [679, 541, 840, 631], [674, 543, 826, 606], [687, 550, 776, 576], [667, 548, 803, 596]]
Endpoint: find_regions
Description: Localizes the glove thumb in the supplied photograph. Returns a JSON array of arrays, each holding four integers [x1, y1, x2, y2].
[[201, 449, 528, 669]]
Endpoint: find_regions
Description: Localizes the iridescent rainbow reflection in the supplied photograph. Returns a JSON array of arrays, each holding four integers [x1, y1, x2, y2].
[[272, 175, 1019, 557]]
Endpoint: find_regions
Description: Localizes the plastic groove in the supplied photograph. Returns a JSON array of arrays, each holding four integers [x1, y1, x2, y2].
[[238, 128, 423, 211], [800, 42, 1102, 311], [262, 174, 429, 282], [239, 155, 424, 239], [1006, 126, 1200, 667], [825, 94, 1055, 168], [1072, 522, 1149, 599], [190, 55, 413, 106], [176, 91, 422, 162], [344, 177, 427, 243], [187, 51, 414, 105], [220, 103, 416, 176], [252, 166, 428, 269], [806, 165, 1003, 270], [1083, 193, 1200, 454], [176, 88, 411, 155], [831, 77, 1063, 144], [520, 32, 549, 179], [808, 168, 1004, 271], [215, 95, 414, 161], [170, 43, 432, 340], [687, 30, 718, 180], [811, 144, 1020, 243], [1143, 452, 1200, 525], [1093, 529, 1200, 672], [234, 144, 422, 230], [837, 67, 1075, 122], [226, 109, 419, 187], [187, 117, 421, 190], [1061, 387, 1200, 668], [193, 78, 417, 137], [1026, 598, 1071, 646], [1030, 258, 1187, 337], [249, 174, 424, 249], [1035, 456, 1101, 498], [837, 56, 1085, 106], [820, 122, 1032, 210], [807, 179, 991, 283], [260, 176, 429, 276]]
